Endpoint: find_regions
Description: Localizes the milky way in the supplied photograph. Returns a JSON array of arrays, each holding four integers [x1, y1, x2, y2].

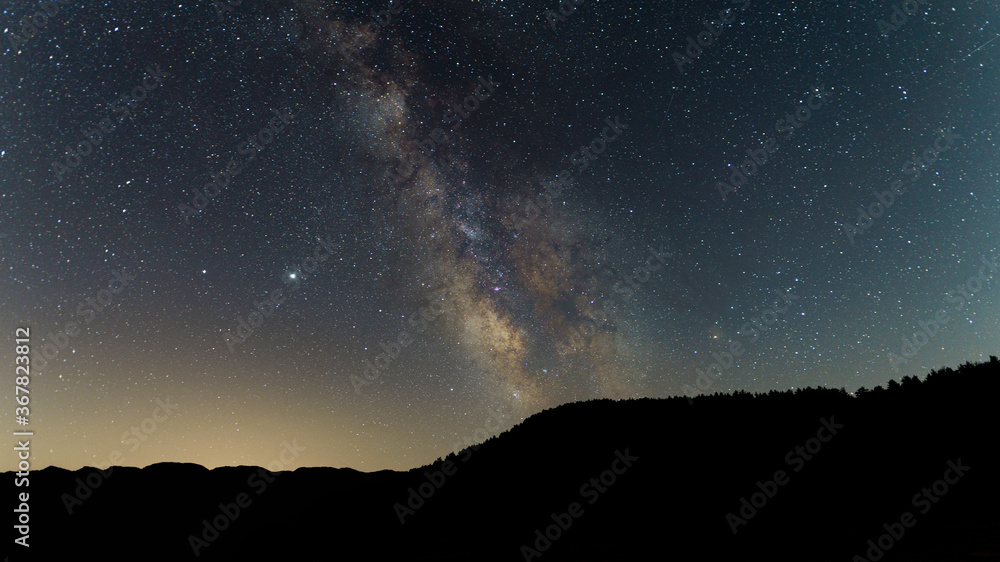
[[2, 0, 997, 471], [270, 1, 654, 415]]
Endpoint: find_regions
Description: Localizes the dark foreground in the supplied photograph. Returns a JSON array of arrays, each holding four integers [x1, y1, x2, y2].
[[6, 358, 1000, 561]]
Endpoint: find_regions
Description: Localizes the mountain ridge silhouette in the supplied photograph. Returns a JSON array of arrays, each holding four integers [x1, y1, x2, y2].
[[7, 356, 1000, 561]]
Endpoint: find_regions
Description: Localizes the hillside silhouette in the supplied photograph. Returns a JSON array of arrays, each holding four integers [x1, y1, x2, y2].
[[7, 357, 1000, 561]]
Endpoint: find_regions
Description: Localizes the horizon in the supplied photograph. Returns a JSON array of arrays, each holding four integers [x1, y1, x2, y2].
[[5, 354, 994, 473]]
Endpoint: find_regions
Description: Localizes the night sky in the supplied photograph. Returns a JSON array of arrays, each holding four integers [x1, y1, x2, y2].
[[1, 0, 997, 472]]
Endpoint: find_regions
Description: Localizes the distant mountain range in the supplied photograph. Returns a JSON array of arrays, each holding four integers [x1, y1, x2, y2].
[[7, 357, 1000, 561]]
